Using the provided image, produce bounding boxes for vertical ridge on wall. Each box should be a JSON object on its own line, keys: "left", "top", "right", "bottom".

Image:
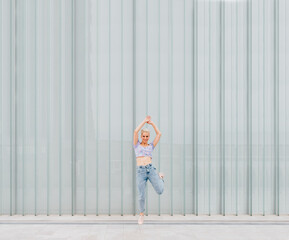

{"left": 132, "top": 0, "right": 136, "bottom": 216}
{"left": 262, "top": 0, "right": 266, "bottom": 216}
{"left": 192, "top": 0, "right": 198, "bottom": 216}
{"left": 221, "top": 2, "right": 226, "bottom": 215}
{"left": 158, "top": 0, "right": 161, "bottom": 216}
{"left": 47, "top": 0, "right": 53, "bottom": 216}
{"left": 169, "top": 0, "right": 174, "bottom": 216}
{"left": 121, "top": 0, "right": 124, "bottom": 217}
{"left": 220, "top": 0, "right": 225, "bottom": 216}
{"left": 59, "top": 0, "right": 65, "bottom": 216}
{"left": 145, "top": 0, "right": 148, "bottom": 216}
{"left": 108, "top": 0, "right": 111, "bottom": 216}
{"left": 183, "top": 0, "right": 186, "bottom": 216}
{"left": 22, "top": 0, "right": 27, "bottom": 216}
{"left": 195, "top": 0, "right": 198, "bottom": 217}
{"left": 285, "top": 0, "right": 288, "bottom": 215}
{"left": 274, "top": 0, "right": 279, "bottom": 216}
{"left": 0, "top": 0, "right": 2, "bottom": 217}
{"left": 14, "top": 0, "right": 18, "bottom": 215}
{"left": 34, "top": 0, "right": 38, "bottom": 216}
{"left": 191, "top": 0, "right": 195, "bottom": 215}
{"left": 145, "top": 0, "right": 148, "bottom": 122}
{"left": 230, "top": 2, "right": 233, "bottom": 216}
{"left": 71, "top": 0, "right": 75, "bottom": 216}
{"left": 167, "top": 0, "right": 170, "bottom": 215}
{"left": 10, "top": 0, "right": 14, "bottom": 216}
{"left": 258, "top": 0, "right": 260, "bottom": 216}
{"left": 58, "top": 0, "right": 61, "bottom": 216}
{"left": 84, "top": 0, "right": 88, "bottom": 216}
{"left": 223, "top": 0, "right": 226, "bottom": 216}
{"left": 208, "top": 0, "right": 211, "bottom": 217}
{"left": 236, "top": 1, "right": 239, "bottom": 216}
{"left": 47, "top": 0, "right": 50, "bottom": 215}
{"left": 0, "top": 0, "right": 2, "bottom": 216}
{"left": 247, "top": 0, "right": 252, "bottom": 216}
{"left": 204, "top": 0, "right": 206, "bottom": 217}
{"left": 95, "top": 0, "right": 99, "bottom": 216}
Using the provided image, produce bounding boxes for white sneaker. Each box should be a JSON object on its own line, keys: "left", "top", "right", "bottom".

{"left": 138, "top": 214, "right": 144, "bottom": 225}
{"left": 158, "top": 172, "right": 164, "bottom": 179}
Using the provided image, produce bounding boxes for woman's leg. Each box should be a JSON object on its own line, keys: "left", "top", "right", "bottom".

{"left": 148, "top": 167, "right": 164, "bottom": 195}
{"left": 136, "top": 170, "right": 147, "bottom": 214}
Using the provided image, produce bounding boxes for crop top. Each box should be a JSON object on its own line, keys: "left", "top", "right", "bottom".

{"left": 133, "top": 140, "right": 155, "bottom": 159}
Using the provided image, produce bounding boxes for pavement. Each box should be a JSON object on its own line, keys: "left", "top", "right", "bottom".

{"left": 0, "top": 214, "right": 288, "bottom": 240}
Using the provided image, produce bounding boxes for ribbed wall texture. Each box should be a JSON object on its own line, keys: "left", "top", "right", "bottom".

{"left": 0, "top": 0, "right": 288, "bottom": 215}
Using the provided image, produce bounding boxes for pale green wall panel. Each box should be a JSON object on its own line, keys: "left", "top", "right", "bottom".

{"left": 0, "top": 0, "right": 288, "bottom": 216}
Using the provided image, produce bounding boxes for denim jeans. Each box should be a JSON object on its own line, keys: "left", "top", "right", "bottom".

{"left": 136, "top": 163, "right": 164, "bottom": 213}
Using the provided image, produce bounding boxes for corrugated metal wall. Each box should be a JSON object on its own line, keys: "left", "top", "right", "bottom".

{"left": 0, "top": 0, "right": 288, "bottom": 216}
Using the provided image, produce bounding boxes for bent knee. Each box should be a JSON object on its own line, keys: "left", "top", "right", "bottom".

{"left": 156, "top": 188, "right": 164, "bottom": 195}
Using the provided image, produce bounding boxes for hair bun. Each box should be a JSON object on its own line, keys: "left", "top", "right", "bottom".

{"left": 141, "top": 128, "right": 150, "bottom": 134}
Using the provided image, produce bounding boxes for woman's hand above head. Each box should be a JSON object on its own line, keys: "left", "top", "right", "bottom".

{"left": 145, "top": 115, "right": 151, "bottom": 123}
{"left": 147, "top": 120, "right": 153, "bottom": 125}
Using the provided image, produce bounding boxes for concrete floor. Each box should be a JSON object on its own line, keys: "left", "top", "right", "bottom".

{"left": 0, "top": 215, "right": 289, "bottom": 240}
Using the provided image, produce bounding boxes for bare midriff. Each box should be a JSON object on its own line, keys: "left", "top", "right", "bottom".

{"left": 136, "top": 156, "right": 152, "bottom": 166}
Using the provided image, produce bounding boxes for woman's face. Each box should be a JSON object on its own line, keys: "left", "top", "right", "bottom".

{"left": 141, "top": 132, "right": 150, "bottom": 143}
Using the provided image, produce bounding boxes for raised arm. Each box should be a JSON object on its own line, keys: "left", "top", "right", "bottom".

{"left": 148, "top": 120, "right": 162, "bottom": 148}
{"left": 133, "top": 116, "right": 151, "bottom": 145}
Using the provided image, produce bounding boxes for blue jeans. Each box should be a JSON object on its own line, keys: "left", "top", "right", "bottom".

{"left": 136, "top": 163, "right": 164, "bottom": 213}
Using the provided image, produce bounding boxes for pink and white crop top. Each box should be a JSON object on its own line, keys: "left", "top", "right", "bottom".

{"left": 133, "top": 140, "right": 155, "bottom": 159}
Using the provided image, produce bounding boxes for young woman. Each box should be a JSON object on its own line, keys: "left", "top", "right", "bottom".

{"left": 133, "top": 115, "right": 164, "bottom": 224}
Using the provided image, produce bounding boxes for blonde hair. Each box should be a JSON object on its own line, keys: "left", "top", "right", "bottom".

{"left": 141, "top": 128, "right": 150, "bottom": 136}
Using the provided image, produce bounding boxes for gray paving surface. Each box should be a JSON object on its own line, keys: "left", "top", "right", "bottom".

{"left": 0, "top": 215, "right": 289, "bottom": 240}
